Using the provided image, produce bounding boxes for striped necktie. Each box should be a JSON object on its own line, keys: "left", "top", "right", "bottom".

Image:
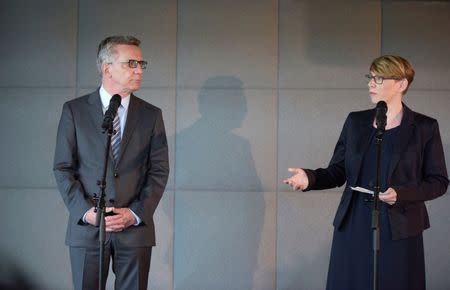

{"left": 111, "top": 112, "right": 121, "bottom": 162}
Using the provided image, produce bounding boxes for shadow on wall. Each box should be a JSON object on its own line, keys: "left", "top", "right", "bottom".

{"left": 0, "top": 251, "right": 41, "bottom": 290}
{"left": 175, "top": 76, "right": 265, "bottom": 289}
{"left": 176, "top": 76, "right": 261, "bottom": 191}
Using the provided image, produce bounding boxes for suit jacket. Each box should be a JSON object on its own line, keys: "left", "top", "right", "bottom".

{"left": 54, "top": 89, "right": 169, "bottom": 247}
{"left": 304, "top": 104, "right": 448, "bottom": 240}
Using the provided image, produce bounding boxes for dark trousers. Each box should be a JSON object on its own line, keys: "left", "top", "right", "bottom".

{"left": 69, "top": 235, "right": 152, "bottom": 290}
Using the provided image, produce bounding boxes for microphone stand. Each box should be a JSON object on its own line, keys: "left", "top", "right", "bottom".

{"left": 372, "top": 128, "right": 384, "bottom": 290}
{"left": 93, "top": 120, "right": 115, "bottom": 290}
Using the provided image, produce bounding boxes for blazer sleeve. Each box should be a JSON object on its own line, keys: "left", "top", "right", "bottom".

{"left": 129, "top": 108, "right": 169, "bottom": 223}
{"left": 53, "top": 102, "right": 93, "bottom": 220}
{"left": 303, "top": 114, "right": 349, "bottom": 191}
{"left": 393, "top": 120, "right": 449, "bottom": 202}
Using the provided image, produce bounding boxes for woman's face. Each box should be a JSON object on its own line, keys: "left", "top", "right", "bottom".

{"left": 367, "top": 72, "right": 404, "bottom": 105}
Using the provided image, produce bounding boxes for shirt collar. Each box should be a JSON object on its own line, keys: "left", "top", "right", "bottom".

{"left": 99, "top": 86, "right": 131, "bottom": 111}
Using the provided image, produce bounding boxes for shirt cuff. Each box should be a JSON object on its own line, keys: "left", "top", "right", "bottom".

{"left": 82, "top": 211, "right": 89, "bottom": 224}
{"left": 129, "top": 209, "right": 141, "bottom": 226}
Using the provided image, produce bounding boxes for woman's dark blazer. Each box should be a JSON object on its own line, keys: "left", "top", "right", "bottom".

{"left": 304, "top": 103, "right": 448, "bottom": 240}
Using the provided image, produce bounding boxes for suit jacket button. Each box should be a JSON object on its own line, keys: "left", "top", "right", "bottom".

{"left": 114, "top": 172, "right": 119, "bottom": 178}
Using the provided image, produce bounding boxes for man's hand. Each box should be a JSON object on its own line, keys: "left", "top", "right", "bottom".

{"left": 105, "top": 208, "right": 136, "bottom": 232}
{"left": 84, "top": 206, "right": 115, "bottom": 226}
{"left": 283, "top": 168, "right": 309, "bottom": 191}
{"left": 84, "top": 207, "right": 98, "bottom": 226}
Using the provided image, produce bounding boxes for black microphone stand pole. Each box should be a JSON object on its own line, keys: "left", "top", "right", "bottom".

{"left": 372, "top": 128, "right": 384, "bottom": 290}
{"left": 93, "top": 121, "right": 115, "bottom": 290}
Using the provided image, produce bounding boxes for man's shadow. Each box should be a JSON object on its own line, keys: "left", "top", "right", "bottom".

{"left": 175, "top": 76, "right": 265, "bottom": 289}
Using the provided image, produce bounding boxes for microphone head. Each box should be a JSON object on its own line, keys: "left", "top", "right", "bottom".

{"left": 102, "top": 94, "right": 122, "bottom": 130}
{"left": 376, "top": 100, "right": 387, "bottom": 111}
{"left": 110, "top": 94, "right": 121, "bottom": 108}
{"left": 375, "top": 101, "right": 387, "bottom": 130}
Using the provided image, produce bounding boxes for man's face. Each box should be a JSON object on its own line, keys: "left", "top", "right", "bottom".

{"left": 105, "top": 44, "right": 144, "bottom": 95}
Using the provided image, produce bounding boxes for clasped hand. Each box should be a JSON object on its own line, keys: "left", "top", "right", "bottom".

{"left": 85, "top": 207, "right": 136, "bottom": 232}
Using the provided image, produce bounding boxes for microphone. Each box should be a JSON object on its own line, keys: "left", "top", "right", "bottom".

{"left": 102, "top": 94, "right": 121, "bottom": 130}
{"left": 375, "top": 101, "right": 387, "bottom": 132}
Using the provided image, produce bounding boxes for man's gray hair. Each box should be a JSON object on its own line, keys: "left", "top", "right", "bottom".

{"left": 96, "top": 35, "right": 141, "bottom": 73}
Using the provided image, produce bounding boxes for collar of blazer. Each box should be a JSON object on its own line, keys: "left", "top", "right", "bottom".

{"left": 348, "top": 102, "right": 415, "bottom": 186}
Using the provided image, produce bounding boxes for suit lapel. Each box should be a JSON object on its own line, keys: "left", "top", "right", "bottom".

{"left": 116, "top": 94, "right": 140, "bottom": 164}
{"left": 86, "top": 90, "right": 108, "bottom": 149}
{"left": 387, "top": 104, "right": 415, "bottom": 180}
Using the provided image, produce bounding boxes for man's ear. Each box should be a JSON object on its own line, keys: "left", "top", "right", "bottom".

{"left": 102, "top": 63, "right": 110, "bottom": 77}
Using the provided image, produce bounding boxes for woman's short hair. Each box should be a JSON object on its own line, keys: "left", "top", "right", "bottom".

{"left": 370, "top": 55, "right": 415, "bottom": 94}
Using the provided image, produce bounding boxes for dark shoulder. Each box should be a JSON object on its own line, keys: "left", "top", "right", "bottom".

{"left": 404, "top": 104, "right": 439, "bottom": 130}
{"left": 411, "top": 110, "right": 438, "bottom": 125}
{"left": 347, "top": 108, "right": 373, "bottom": 120}
{"left": 132, "top": 95, "right": 162, "bottom": 114}
{"left": 344, "top": 108, "right": 374, "bottom": 128}
{"left": 334, "top": 108, "right": 374, "bottom": 136}
{"left": 65, "top": 91, "right": 95, "bottom": 106}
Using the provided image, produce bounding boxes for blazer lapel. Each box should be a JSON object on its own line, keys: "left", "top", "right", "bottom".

{"left": 116, "top": 94, "right": 140, "bottom": 164}
{"left": 387, "top": 104, "right": 415, "bottom": 180}
{"left": 350, "top": 110, "right": 375, "bottom": 185}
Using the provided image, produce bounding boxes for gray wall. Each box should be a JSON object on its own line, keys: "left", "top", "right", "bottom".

{"left": 0, "top": 1, "right": 449, "bottom": 289}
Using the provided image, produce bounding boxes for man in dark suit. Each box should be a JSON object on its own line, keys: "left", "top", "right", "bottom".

{"left": 284, "top": 55, "right": 448, "bottom": 290}
{"left": 54, "top": 35, "right": 169, "bottom": 290}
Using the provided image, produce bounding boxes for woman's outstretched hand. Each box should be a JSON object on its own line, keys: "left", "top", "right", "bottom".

{"left": 284, "top": 168, "right": 309, "bottom": 191}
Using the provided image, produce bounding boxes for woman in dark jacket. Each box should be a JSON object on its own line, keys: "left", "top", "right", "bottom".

{"left": 284, "top": 55, "right": 448, "bottom": 290}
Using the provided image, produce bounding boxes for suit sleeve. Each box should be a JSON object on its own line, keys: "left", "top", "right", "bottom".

{"left": 393, "top": 120, "right": 449, "bottom": 202}
{"left": 129, "top": 109, "right": 169, "bottom": 223}
{"left": 53, "top": 102, "right": 93, "bottom": 221}
{"left": 303, "top": 115, "right": 349, "bottom": 191}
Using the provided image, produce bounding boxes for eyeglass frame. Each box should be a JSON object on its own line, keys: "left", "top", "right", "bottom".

{"left": 108, "top": 59, "right": 148, "bottom": 70}
{"left": 365, "top": 74, "right": 402, "bottom": 85}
